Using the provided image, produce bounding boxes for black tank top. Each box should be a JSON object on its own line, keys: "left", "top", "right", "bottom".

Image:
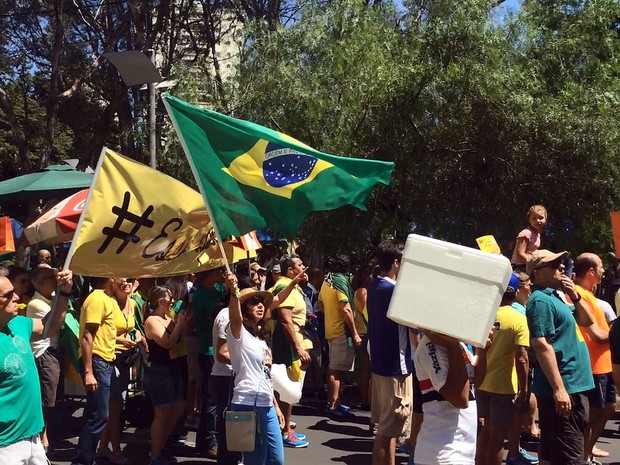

{"left": 146, "top": 316, "right": 174, "bottom": 365}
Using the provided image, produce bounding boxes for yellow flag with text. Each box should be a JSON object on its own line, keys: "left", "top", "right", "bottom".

{"left": 67, "top": 148, "right": 227, "bottom": 277}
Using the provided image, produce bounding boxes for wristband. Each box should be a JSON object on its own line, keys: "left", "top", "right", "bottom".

{"left": 233, "top": 288, "right": 241, "bottom": 298}
{"left": 572, "top": 293, "right": 582, "bottom": 303}
{"left": 60, "top": 290, "right": 72, "bottom": 298}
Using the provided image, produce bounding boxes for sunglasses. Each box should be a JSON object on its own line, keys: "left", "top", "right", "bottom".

{"left": 539, "top": 258, "right": 564, "bottom": 270}
{"left": 1, "top": 289, "right": 15, "bottom": 300}
{"left": 247, "top": 296, "right": 264, "bottom": 306}
{"left": 117, "top": 278, "right": 136, "bottom": 284}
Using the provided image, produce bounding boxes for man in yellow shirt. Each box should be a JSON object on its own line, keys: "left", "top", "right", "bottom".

{"left": 72, "top": 277, "right": 117, "bottom": 465}
{"left": 319, "top": 254, "right": 361, "bottom": 420}
{"left": 271, "top": 254, "right": 312, "bottom": 448}
{"left": 475, "top": 274, "right": 534, "bottom": 465}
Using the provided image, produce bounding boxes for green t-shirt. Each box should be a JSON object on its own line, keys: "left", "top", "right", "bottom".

{"left": 0, "top": 316, "right": 44, "bottom": 446}
{"left": 192, "top": 283, "right": 225, "bottom": 356}
{"left": 526, "top": 286, "right": 594, "bottom": 396}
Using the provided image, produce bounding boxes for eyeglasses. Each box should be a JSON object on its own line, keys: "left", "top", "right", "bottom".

{"left": 247, "top": 296, "right": 264, "bottom": 306}
{"left": 0, "top": 289, "right": 15, "bottom": 300}
{"left": 539, "top": 258, "right": 564, "bottom": 270}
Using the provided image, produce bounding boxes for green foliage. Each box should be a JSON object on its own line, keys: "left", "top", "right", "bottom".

{"left": 3, "top": 0, "right": 620, "bottom": 260}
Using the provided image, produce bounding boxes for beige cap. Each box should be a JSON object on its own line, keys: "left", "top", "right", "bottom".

{"left": 250, "top": 262, "right": 266, "bottom": 272}
{"left": 526, "top": 249, "right": 569, "bottom": 275}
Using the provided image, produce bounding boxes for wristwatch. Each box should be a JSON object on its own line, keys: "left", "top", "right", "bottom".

{"left": 572, "top": 293, "right": 582, "bottom": 303}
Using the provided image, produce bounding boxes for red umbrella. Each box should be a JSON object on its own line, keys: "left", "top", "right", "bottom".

{"left": 24, "top": 189, "right": 88, "bottom": 245}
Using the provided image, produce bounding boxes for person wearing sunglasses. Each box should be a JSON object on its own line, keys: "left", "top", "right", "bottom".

{"left": 0, "top": 269, "right": 73, "bottom": 465}
{"left": 225, "top": 273, "right": 285, "bottom": 465}
{"left": 525, "top": 250, "right": 596, "bottom": 465}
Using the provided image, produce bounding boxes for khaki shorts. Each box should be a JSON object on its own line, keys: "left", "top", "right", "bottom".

{"left": 371, "top": 373, "right": 412, "bottom": 439}
{"left": 328, "top": 336, "right": 355, "bottom": 372}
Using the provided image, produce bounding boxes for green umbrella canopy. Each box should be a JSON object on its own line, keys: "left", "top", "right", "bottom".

{"left": 0, "top": 165, "right": 93, "bottom": 202}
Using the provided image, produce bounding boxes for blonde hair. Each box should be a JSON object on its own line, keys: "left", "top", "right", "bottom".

{"left": 527, "top": 204, "right": 547, "bottom": 220}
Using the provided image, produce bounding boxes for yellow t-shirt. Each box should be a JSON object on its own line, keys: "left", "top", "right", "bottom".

{"left": 112, "top": 299, "right": 136, "bottom": 351}
{"left": 479, "top": 305, "right": 530, "bottom": 395}
{"left": 273, "top": 277, "right": 312, "bottom": 350}
{"left": 353, "top": 291, "right": 368, "bottom": 336}
{"left": 319, "top": 282, "right": 349, "bottom": 340}
{"left": 79, "top": 289, "right": 117, "bottom": 362}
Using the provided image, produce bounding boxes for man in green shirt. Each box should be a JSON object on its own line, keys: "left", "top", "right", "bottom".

{"left": 192, "top": 268, "right": 224, "bottom": 458}
{"left": 0, "top": 271, "right": 73, "bottom": 464}
{"left": 526, "top": 250, "right": 595, "bottom": 465}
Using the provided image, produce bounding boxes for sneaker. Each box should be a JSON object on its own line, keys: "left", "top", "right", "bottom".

{"left": 519, "top": 447, "right": 539, "bottom": 464}
{"left": 96, "top": 448, "right": 114, "bottom": 460}
{"left": 328, "top": 405, "right": 355, "bottom": 421}
{"left": 109, "top": 453, "right": 132, "bottom": 465}
{"left": 289, "top": 421, "right": 297, "bottom": 429}
{"left": 205, "top": 446, "right": 218, "bottom": 460}
{"left": 506, "top": 451, "right": 539, "bottom": 465}
{"left": 159, "top": 448, "right": 178, "bottom": 464}
{"left": 149, "top": 458, "right": 171, "bottom": 465}
{"left": 290, "top": 430, "right": 306, "bottom": 440}
{"left": 397, "top": 442, "right": 413, "bottom": 456}
{"left": 282, "top": 432, "right": 309, "bottom": 448}
{"left": 588, "top": 459, "right": 603, "bottom": 465}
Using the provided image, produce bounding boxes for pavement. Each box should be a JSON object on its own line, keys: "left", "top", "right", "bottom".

{"left": 47, "top": 397, "right": 620, "bottom": 465}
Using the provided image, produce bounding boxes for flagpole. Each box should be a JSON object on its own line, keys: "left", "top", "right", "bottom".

{"left": 43, "top": 147, "right": 104, "bottom": 339}
{"left": 162, "top": 94, "right": 233, "bottom": 275}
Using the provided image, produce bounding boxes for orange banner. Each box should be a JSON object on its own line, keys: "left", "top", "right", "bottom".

{"left": 611, "top": 211, "right": 620, "bottom": 257}
{"left": 0, "top": 216, "right": 15, "bottom": 253}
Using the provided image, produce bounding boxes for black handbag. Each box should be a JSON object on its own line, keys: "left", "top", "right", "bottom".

{"left": 115, "top": 346, "right": 141, "bottom": 367}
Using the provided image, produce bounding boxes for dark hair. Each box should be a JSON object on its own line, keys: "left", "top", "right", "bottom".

{"left": 376, "top": 240, "right": 404, "bottom": 272}
{"left": 147, "top": 286, "right": 171, "bottom": 311}
{"left": 241, "top": 296, "right": 269, "bottom": 339}
{"left": 328, "top": 254, "right": 350, "bottom": 274}
{"left": 165, "top": 276, "right": 187, "bottom": 302}
{"left": 8, "top": 266, "right": 28, "bottom": 282}
{"left": 279, "top": 254, "right": 300, "bottom": 274}
{"left": 351, "top": 264, "right": 372, "bottom": 291}
{"left": 573, "top": 254, "right": 598, "bottom": 278}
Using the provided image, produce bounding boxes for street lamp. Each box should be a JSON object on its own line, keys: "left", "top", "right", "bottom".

{"left": 102, "top": 50, "right": 162, "bottom": 169}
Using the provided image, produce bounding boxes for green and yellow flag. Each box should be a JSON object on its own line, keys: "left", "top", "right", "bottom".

{"left": 163, "top": 94, "right": 395, "bottom": 238}
{"left": 66, "top": 148, "right": 228, "bottom": 277}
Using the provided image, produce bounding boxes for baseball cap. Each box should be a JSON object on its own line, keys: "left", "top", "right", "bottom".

{"left": 506, "top": 273, "right": 519, "bottom": 293}
{"left": 272, "top": 263, "right": 281, "bottom": 274}
{"left": 250, "top": 262, "right": 266, "bottom": 272}
{"left": 525, "top": 250, "right": 569, "bottom": 275}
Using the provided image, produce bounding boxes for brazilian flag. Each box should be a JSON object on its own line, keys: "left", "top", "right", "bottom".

{"left": 163, "top": 94, "right": 395, "bottom": 238}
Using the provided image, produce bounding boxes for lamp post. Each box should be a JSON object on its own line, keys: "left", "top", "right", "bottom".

{"left": 102, "top": 51, "right": 162, "bottom": 168}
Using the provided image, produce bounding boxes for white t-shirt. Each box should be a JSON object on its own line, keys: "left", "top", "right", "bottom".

{"left": 227, "top": 324, "right": 273, "bottom": 407}
{"left": 212, "top": 308, "right": 233, "bottom": 377}
{"left": 26, "top": 292, "right": 56, "bottom": 358}
{"left": 598, "top": 298, "right": 616, "bottom": 324}
{"left": 414, "top": 336, "right": 477, "bottom": 465}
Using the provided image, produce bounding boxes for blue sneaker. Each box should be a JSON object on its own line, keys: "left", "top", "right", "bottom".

{"left": 505, "top": 449, "right": 539, "bottom": 465}
{"left": 282, "top": 432, "right": 309, "bottom": 448}
{"left": 290, "top": 430, "right": 306, "bottom": 440}
{"left": 328, "top": 404, "right": 355, "bottom": 421}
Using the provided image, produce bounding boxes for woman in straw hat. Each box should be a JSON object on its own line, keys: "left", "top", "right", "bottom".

{"left": 224, "top": 272, "right": 285, "bottom": 465}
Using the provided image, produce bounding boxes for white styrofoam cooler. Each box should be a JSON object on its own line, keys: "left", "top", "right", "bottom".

{"left": 387, "top": 234, "right": 513, "bottom": 348}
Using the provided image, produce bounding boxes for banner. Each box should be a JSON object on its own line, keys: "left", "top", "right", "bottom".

{"left": 162, "top": 93, "right": 394, "bottom": 238}
{"left": 0, "top": 216, "right": 15, "bottom": 253}
{"left": 611, "top": 211, "right": 620, "bottom": 257}
{"left": 66, "top": 148, "right": 227, "bottom": 277}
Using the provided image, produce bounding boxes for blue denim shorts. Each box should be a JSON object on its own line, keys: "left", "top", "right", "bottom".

{"left": 144, "top": 363, "right": 184, "bottom": 406}
{"left": 110, "top": 360, "right": 131, "bottom": 402}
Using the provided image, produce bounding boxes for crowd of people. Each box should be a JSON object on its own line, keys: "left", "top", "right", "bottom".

{"left": 1, "top": 203, "right": 620, "bottom": 465}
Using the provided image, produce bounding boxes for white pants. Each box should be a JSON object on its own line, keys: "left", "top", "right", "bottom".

{"left": 0, "top": 435, "right": 49, "bottom": 465}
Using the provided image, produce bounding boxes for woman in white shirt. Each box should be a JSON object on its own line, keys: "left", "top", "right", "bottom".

{"left": 225, "top": 273, "right": 284, "bottom": 465}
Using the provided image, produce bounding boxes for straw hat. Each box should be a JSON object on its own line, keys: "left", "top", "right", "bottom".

{"left": 237, "top": 287, "right": 273, "bottom": 308}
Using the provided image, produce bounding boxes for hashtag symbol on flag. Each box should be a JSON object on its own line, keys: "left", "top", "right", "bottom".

{"left": 98, "top": 191, "right": 155, "bottom": 254}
